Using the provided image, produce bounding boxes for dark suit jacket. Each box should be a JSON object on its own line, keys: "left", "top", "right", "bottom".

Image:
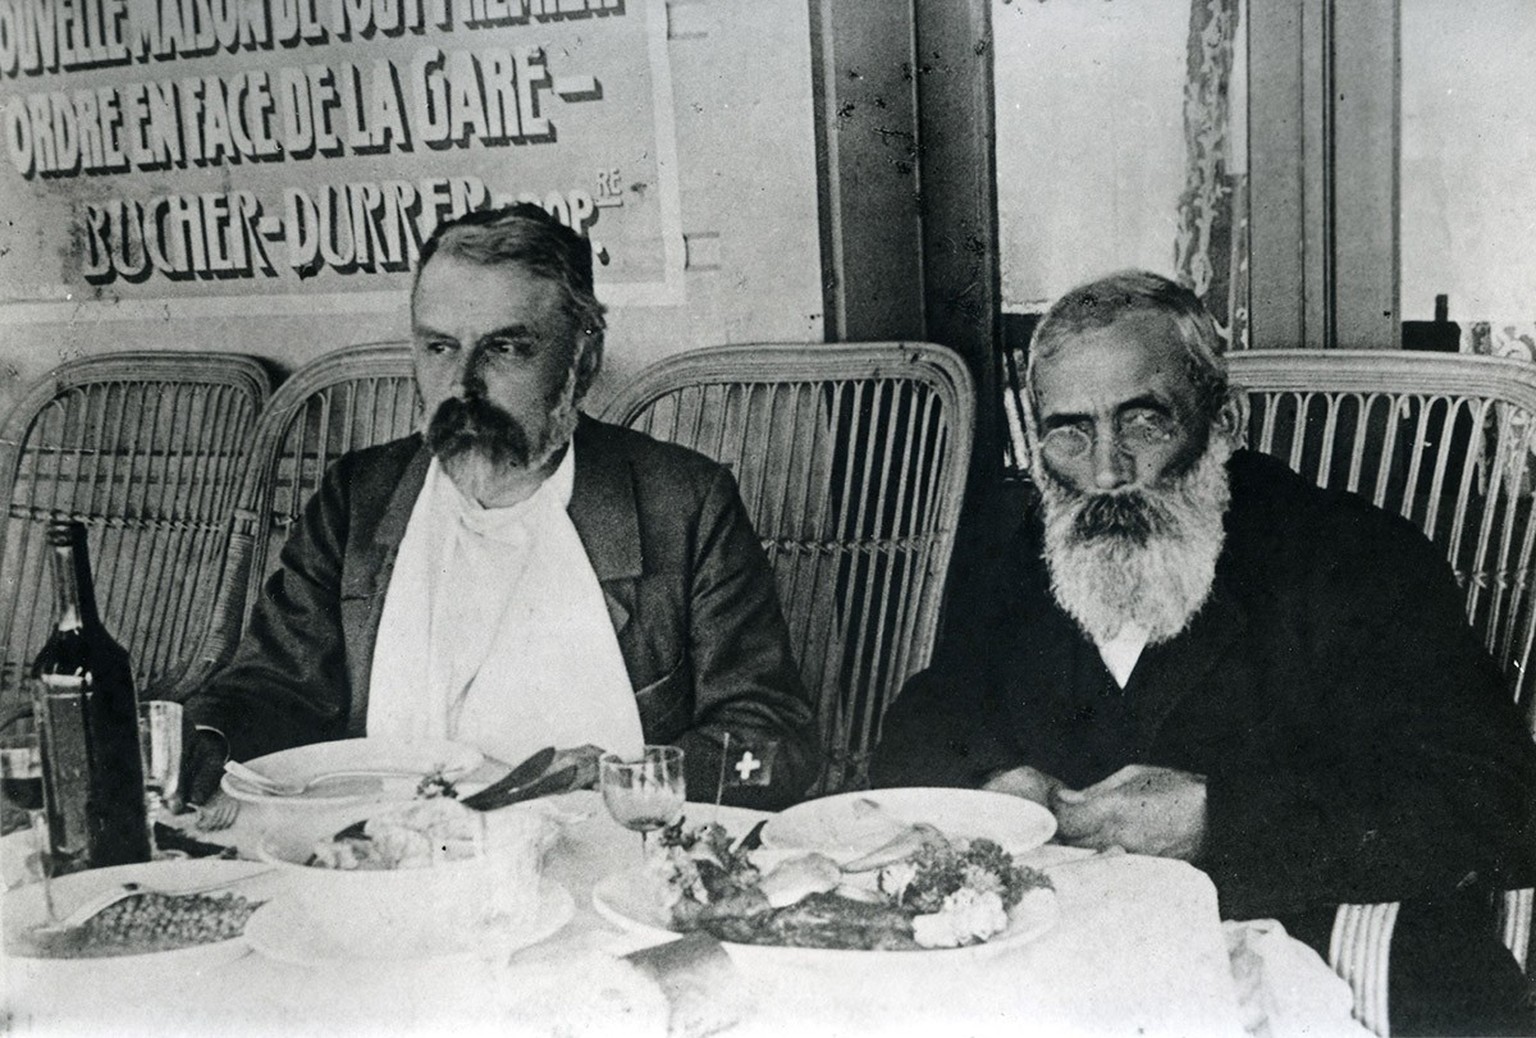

{"left": 873, "top": 450, "right": 1536, "bottom": 921}
{"left": 187, "top": 416, "right": 818, "bottom": 809}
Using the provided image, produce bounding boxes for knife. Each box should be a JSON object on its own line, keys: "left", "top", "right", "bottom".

{"left": 460, "top": 763, "right": 577, "bottom": 812}
{"left": 455, "top": 746, "right": 557, "bottom": 809}
{"left": 329, "top": 746, "right": 559, "bottom": 841}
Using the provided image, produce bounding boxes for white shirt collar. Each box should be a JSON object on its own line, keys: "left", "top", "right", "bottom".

{"left": 1095, "top": 624, "right": 1149, "bottom": 689}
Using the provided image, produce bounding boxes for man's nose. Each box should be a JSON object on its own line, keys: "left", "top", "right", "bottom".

{"left": 1091, "top": 429, "right": 1135, "bottom": 490}
{"left": 447, "top": 349, "right": 484, "bottom": 398}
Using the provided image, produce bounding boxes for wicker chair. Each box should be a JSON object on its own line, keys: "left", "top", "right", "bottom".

{"left": 0, "top": 352, "right": 270, "bottom": 720}
{"left": 602, "top": 343, "right": 976, "bottom": 794}
{"left": 176, "top": 343, "right": 416, "bottom": 682}
{"left": 1227, "top": 349, "right": 1536, "bottom": 1035}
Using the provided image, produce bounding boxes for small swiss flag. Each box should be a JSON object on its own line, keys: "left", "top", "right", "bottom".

{"left": 716, "top": 732, "right": 779, "bottom": 791}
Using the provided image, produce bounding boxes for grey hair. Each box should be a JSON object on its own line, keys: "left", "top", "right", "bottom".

{"left": 413, "top": 203, "right": 606, "bottom": 340}
{"left": 1026, "top": 270, "right": 1229, "bottom": 425}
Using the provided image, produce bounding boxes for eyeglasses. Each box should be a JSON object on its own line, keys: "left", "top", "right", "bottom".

{"left": 1039, "top": 409, "right": 1181, "bottom": 460}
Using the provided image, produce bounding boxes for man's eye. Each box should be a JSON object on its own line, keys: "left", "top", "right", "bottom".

{"left": 1121, "top": 411, "right": 1176, "bottom": 442}
{"left": 422, "top": 339, "right": 456, "bottom": 355}
{"left": 1042, "top": 424, "right": 1093, "bottom": 457}
{"left": 485, "top": 339, "right": 535, "bottom": 357}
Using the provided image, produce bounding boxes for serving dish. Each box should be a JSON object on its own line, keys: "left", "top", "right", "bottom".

{"left": 256, "top": 799, "right": 554, "bottom": 949}
{"left": 3, "top": 858, "right": 281, "bottom": 972}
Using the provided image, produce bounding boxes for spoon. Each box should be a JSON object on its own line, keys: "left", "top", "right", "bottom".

{"left": 223, "top": 760, "right": 461, "bottom": 797}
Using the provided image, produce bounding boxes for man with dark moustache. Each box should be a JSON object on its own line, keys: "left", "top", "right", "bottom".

{"left": 873, "top": 271, "right": 1536, "bottom": 1034}
{"left": 183, "top": 203, "right": 817, "bottom": 809}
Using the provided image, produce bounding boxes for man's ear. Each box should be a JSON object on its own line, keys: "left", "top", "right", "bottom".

{"left": 574, "top": 332, "right": 604, "bottom": 400}
{"left": 1211, "top": 387, "right": 1248, "bottom": 447}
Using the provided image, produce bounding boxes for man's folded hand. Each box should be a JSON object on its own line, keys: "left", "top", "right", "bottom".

{"left": 1051, "top": 764, "right": 1208, "bottom": 862}
{"left": 981, "top": 764, "right": 1064, "bottom": 806}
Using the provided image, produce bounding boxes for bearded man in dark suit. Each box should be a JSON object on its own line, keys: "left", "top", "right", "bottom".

{"left": 184, "top": 204, "right": 817, "bottom": 810}
{"left": 874, "top": 270, "right": 1536, "bottom": 1034}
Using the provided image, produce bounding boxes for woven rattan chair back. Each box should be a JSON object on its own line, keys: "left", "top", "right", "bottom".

{"left": 603, "top": 343, "right": 975, "bottom": 794}
{"left": 180, "top": 344, "right": 416, "bottom": 681}
{"left": 1227, "top": 350, "right": 1536, "bottom": 1005}
{"left": 0, "top": 353, "right": 270, "bottom": 720}
{"left": 1228, "top": 350, "right": 1536, "bottom": 726}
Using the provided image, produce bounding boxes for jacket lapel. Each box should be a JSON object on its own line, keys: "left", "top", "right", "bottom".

{"left": 567, "top": 419, "right": 643, "bottom": 639}
{"left": 343, "top": 442, "right": 432, "bottom": 600}
{"left": 1126, "top": 575, "right": 1249, "bottom": 752}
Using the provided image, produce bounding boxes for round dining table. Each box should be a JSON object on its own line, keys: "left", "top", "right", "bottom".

{"left": 2, "top": 790, "right": 1365, "bottom": 1037}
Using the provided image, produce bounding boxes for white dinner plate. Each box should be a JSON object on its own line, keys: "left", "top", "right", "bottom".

{"left": 591, "top": 858, "right": 1057, "bottom": 970}
{"left": 245, "top": 878, "right": 573, "bottom": 964}
{"left": 761, "top": 787, "right": 1057, "bottom": 859}
{"left": 221, "top": 738, "right": 484, "bottom": 807}
{"left": 3, "top": 858, "right": 281, "bottom": 972}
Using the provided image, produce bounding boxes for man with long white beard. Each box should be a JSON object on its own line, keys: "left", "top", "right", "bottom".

{"left": 183, "top": 204, "right": 817, "bottom": 810}
{"left": 873, "top": 271, "right": 1536, "bottom": 1033}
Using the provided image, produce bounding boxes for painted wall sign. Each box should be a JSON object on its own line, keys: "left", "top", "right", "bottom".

{"left": 0, "top": 0, "right": 684, "bottom": 309}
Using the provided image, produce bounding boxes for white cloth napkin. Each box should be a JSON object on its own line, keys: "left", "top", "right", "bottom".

{"left": 1224, "top": 919, "right": 1374, "bottom": 1038}
{"left": 368, "top": 451, "right": 643, "bottom": 765}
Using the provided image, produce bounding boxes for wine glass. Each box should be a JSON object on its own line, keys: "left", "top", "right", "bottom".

{"left": 1, "top": 719, "right": 59, "bottom": 921}
{"left": 599, "top": 746, "right": 685, "bottom": 856}
{"left": 137, "top": 700, "right": 184, "bottom": 858}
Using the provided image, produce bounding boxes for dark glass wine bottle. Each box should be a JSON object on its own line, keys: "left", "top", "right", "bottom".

{"left": 32, "top": 520, "right": 151, "bottom": 870}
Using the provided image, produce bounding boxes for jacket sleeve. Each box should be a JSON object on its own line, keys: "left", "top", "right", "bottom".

{"left": 669, "top": 466, "right": 820, "bottom": 811}
{"left": 870, "top": 665, "right": 1019, "bottom": 789}
{"left": 183, "top": 459, "right": 354, "bottom": 762}
{"left": 1201, "top": 522, "right": 1536, "bottom": 919}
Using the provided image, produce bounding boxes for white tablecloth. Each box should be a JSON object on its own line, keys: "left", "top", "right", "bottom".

{"left": 2, "top": 792, "right": 1366, "bottom": 1038}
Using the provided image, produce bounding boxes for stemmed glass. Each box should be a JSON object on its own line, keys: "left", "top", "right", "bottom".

{"left": 137, "top": 699, "right": 184, "bottom": 858}
{"left": 1, "top": 717, "right": 59, "bottom": 921}
{"left": 599, "top": 746, "right": 686, "bottom": 857}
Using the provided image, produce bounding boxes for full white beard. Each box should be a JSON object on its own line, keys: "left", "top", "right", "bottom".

{"left": 1035, "top": 440, "right": 1232, "bottom": 645}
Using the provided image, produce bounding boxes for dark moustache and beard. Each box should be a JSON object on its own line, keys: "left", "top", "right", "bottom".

{"left": 1035, "top": 436, "right": 1232, "bottom": 645}
{"left": 424, "top": 365, "right": 581, "bottom": 496}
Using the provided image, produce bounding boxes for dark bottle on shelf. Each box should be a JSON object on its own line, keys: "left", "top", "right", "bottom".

{"left": 32, "top": 520, "right": 151, "bottom": 871}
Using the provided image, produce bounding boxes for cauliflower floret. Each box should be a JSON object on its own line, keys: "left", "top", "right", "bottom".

{"left": 961, "top": 862, "right": 1005, "bottom": 897}
{"left": 911, "top": 888, "right": 1008, "bottom": 949}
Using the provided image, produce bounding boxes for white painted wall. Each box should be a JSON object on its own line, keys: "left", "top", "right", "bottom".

{"left": 1400, "top": 0, "right": 1536, "bottom": 323}
{"left": 993, "top": 0, "right": 1190, "bottom": 313}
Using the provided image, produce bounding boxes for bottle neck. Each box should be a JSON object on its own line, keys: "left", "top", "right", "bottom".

{"left": 50, "top": 543, "right": 84, "bottom": 632}
{"left": 47, "top": 528, "right": 100, "bottom": 633}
